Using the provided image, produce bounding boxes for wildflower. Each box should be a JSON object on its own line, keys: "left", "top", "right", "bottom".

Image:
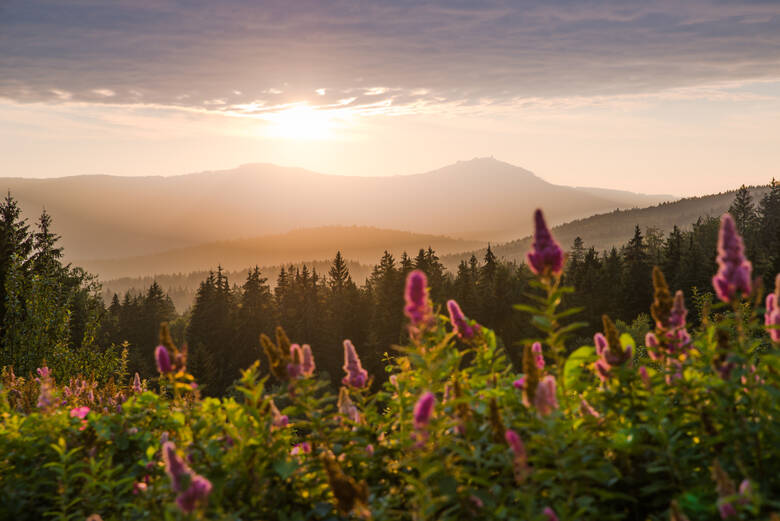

{"left": 534, "top": 376, "right": 558, "bottom": 416}
{"left": 270, "top": 400, "right": 289, "bottom": 428}
{"left": 162, "top": 442, "right": 189, "bottom": 492}
{"left": 469, "top": 495, "right": 484, "bottom": 509}
{"left": 133, "top": 482, "right": 147, "bottom": 495}
{"left": 527, "top": 209, "right": 564, "bottom": 277}
{"left": 579, "top": 398, "right": 600, "bottom": 419}
{"left": 162, "top": 441, "right": 212, "bottom": 513}
{"left": 365, "top": 444, "right": 374, "bottom": 455}
{"left": 413, "top": 391, "right": 436, "bottom": 429}
{"left": 532, "top": 341, "right": 545, "bottom": 370}
{"left": 290, "top": 442, "right": 311, "bottom": 456}
{"left": 70, "top": 406, "right": 90, "bottom": 419}
{"left": 543, "top": 507, "right": 560, "bottom": 521}
{"left": 765, "top": 274, "right": 780, "bottom": 342}
{"left": 301, "top": 344, "right": 316, "bottom": 376}
{"left": 513, "top": 377, "right": 525, "bottom": 389}
{"left": 155, "top": 345, "right": 172, "bottom": 374}
{"left": 645, "top": 332, "right": 659, "bottom": 352}
{"left": 505, "top": 429, "right": 526, "bottom": 460}
{"left": 712, "top": 214, "right": 752, "bottom": 303}
{"left": 132, "top": 372, "right": 142, "bottom": 393}
{"left": 447, "top": 299, "right": 479, "bottom": 340}
{"left": 176, "top": 475, "right": 212, "bottom": 514}
{"left": 287, "top": 344, "right": 304, "bottom": 379}
{"left": 717, "top": 501, "right": 737, "bottom": 519}
{"left": 404, "top": 270, "right": 434, "bottom": 332}
{"left": 594, "top": 333, "right": 608, "bottom": 356}
{"left": 593, "top": 316, "right": 632, "bottom": 382}
{"left": 639, "top": 366, "right": 651, "bottom": 389}
{"left": 505, "top": 428, "right": 531, "bottom": 482}
{"left": 342, "top": 340, "right": 369, "bottom": 388}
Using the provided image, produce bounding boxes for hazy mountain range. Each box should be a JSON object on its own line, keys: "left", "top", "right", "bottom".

{"left": 99, "top": 184, "right": 763, "bottom": 312}
{"left": 2, "top": 158, "right": 674, "bottom": 265}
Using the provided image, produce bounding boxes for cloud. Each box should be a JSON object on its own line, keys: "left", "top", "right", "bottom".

{"left": 1, "top": 0, "right": 779, "bottom": 117}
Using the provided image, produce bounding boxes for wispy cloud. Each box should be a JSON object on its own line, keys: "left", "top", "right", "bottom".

{"left": 1, "top": 0, "right": 779, "bottom": 117}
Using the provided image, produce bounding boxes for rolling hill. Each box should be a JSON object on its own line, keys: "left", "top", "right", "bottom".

{"left": 443, "top": 185, "right": 771, "bottom": 266}
{"left": 2, "top": 157, "right": 674, "bottom": 261}
{"left": 81, "top": 226, "right": 485, "bottom": 280}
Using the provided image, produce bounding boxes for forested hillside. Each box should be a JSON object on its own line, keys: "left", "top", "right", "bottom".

{"left": 93, "top": 183, "right": 780, "bottom": 396}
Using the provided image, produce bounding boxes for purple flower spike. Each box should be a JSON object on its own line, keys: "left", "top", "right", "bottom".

{"left": 543, "top": 507, "right": 560, "bottom": 521}
{"left": 594, "top": 333, "right": 608, "bottom": 356}
{"left": 447, "top": 299, "right": 479, "bottom": 340}
{"left": 342, "top": 340, "right": 369, "bottom": 388}
{"left": 717, "top": 501, "right": 737, "bottom": 519}
{"left": 132, "top": 372, "right": 142, "bottom": 393}
{"left": 301, "top": 344, "right": 315, "bottom": 376}
{"left": 765, "top": 274, "right": 780, "bottom": 342}
{"left": 532, "top": 341, "right": 545, "bottom": 370}
{"left": 413, "top": 391, "right": 436, "bottom": 429}
{"left": 533, "top": 376, "right": 558, "bottom": 416}
{"left": 176, "top": 475, "right": 212, "bottom": 514}
{"left": 287, "top": 344, "right": 303, "bottom": 379}
{"left": 155, "top": 345, "right": 172, "bottom": 374}
{"left": 712, "top": 214, "right": 753, "bottom": 303}
{"left": 669, "top": 291, "right": 688, "bottom": 328}
{"left": 404, "top": 270, "right": 434, "bottom": 330}
{"left": 162, "top": 442, "right": 189, "bottom": 492}
{"left": 505, "top": 429, "right": 526, "bottom": 459}
{"left": 527, "top": 209, "right": 564, "bottom": 277}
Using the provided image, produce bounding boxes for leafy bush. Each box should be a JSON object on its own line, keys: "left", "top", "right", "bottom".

{"left": 0, "top": 210, "right": 778, "bottom": 520}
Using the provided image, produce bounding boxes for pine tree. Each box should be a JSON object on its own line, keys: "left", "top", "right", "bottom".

{"left": 0, "top": 193, "right": 33, "bottom": 337}
{"left": 235, "top": 267, "right": 275, "bottom": 374}
{"left": 621, "top": 225, "right": 652, "bottom": 321}
{"left": 729, "top": 185, "right": 757, "bottom": 236}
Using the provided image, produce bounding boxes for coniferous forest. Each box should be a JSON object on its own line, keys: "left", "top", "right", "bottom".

{"left": 1, "top": 183, "right": 779, "bottom": 520}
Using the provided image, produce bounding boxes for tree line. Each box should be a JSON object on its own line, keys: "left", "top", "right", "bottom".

{"left": 2, "top": 182, "right": 778, "bottom": 395}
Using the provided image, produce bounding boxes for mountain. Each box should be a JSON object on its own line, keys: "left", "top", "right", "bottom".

{"left": 79, "top": 226, "right": 485, "bottom": 280}
{"left": 443, "top": 185, "right": 770, "bottom": 266}
{"left": 1, "top": 158, "right": 674, "bottom": 261}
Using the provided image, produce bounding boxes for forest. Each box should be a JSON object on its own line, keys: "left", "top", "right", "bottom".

{"left": 0, "top": 184, "right": 778, "bottom": 519}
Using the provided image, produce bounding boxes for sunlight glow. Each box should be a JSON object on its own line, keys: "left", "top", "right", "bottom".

{"left": 263, "top": 105, "right": 339, "bottom": 140}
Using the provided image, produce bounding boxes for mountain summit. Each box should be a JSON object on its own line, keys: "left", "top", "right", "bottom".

{"left": 2, "top": 158, "right": 674, "bottom": 261}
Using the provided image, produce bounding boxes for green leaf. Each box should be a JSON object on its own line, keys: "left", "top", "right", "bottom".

{"left": 273, "top": 458, "right": 298, "bottom": 479}
{"left": 564, "top": 345, "right": 596, "bottom": 390}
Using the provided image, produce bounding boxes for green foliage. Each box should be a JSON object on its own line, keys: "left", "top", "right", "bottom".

{"left": 1, "top": 260, "right": 779, "bottom": 520}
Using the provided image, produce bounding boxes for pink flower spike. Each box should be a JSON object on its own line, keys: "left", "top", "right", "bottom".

{"left": 341, "top": 340, "right": 369, "bottom": 388}
{"left": 504, "top": 429, "right": 526, "bottom": 460}
{"left": 527, "top": 209, "right": 564, "bottom": 277}
{"left": 301, "top": 344, "right": 315, "bottom": 376}
{"left": 447, "top": 299, "right": 479, "bottom": 340}
{"left": 712, "top": 213, "right": 752, "bottom": 303}
{"left": 543, "top": 507, "right": 560, "bottom": 521}
{"left": 155, "top": 345, "right": 172, "bottom": 374}
{"left": 533, "top": 376, "right": 558, "bottom": 416}
{"left": 413, "top": 391, "right": 436, "bottom": 429}
{"left": 404, "top": 270, "right": 434, "bottom": 330}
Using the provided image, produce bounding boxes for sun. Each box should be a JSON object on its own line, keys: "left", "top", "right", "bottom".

{"left": 264, "top": 105, "right": 337, "bottom": 140}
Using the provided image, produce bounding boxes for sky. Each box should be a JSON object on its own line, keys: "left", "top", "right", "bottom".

{"left": 1, "top": 0, "right": 779, "bottom": 196}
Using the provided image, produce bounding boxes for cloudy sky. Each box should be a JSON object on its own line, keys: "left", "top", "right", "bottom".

{"left": 1, "top": 0, "right": 779, "bottom": 195}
